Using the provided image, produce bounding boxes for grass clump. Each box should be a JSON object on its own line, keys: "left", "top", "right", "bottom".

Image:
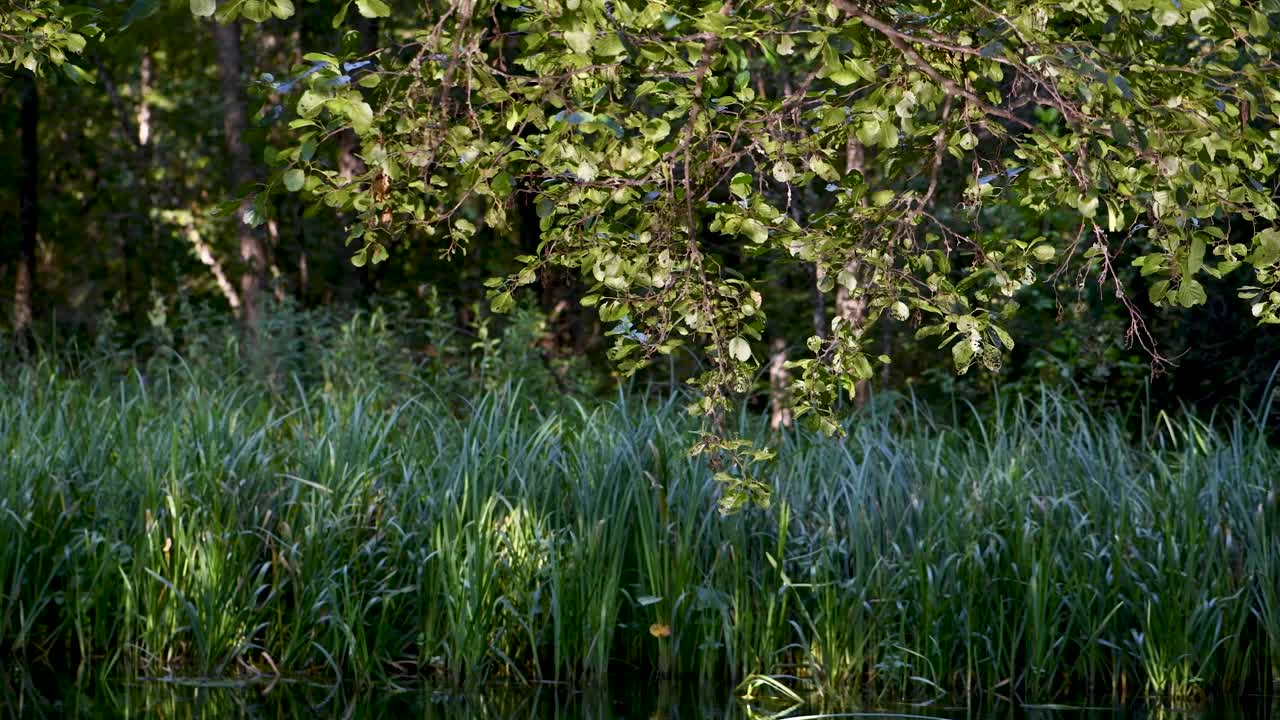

{"left": 0, "top": 354, "right": 1278, "bottom": 703}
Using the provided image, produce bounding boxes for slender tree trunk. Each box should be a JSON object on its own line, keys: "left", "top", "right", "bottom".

{"left": 138, "top": 53, "right": 153, "bottom": 148}
{"left": 99, "top": 48, "right": 154, "bottom": 332}
{"left": 13, "top": 72, "right": 38, "bottom": 350}
{"left": 768, "top": 337, "right": 793, "bottom": 430}
{"left": 839, "top": 137, "right": 870, "bottom": 406}
{"left": 213, "top": 20, "right": 268, "bottom": 342}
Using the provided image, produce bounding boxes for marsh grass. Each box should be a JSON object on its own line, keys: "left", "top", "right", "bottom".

{"left": 1, "top": 358, "right": 1278, "bottom": 703}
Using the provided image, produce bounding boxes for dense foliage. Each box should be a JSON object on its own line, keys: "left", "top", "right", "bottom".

{"left": 6, "top": 1, "right": 1280, "bottom": 504}
{"left": 258, "top": 0, "right": 1280, "bottom": 494}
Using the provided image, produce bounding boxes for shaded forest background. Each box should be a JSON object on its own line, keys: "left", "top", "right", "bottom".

{"left": 3, "top": 3, "right": 1278, "bottom": 413}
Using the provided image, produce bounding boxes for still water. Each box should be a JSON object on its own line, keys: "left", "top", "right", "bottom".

{"left": 1, "top": 672, "right": 1275, "bottom": 720}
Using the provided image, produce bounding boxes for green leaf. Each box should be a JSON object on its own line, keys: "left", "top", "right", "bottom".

{"left": 992, "top": 325, "right": 1015, "bottom": 350}
{"left": 283, "top": 169, "right": 306, "bottom": 192}
{"left": 850, "top": 353, "right": 873, "bottom": 380}
{"left": 641, "top": 117, "right": 670, "bottom": 141}
{"left": 491, "top": 172, "right": 513, "bottom": 198}
{"left": 240, "top": 0, "right": 273, "bottom": 22}
{"left": 564, "top": 30, "right": 594, "bottom": 55}
{"left": 740, "top": 218, "right": 768, "bottom": 244}
{"left": 808, "top": 156, "right": 839, "bottom": 182}
{"left": 1148, "top": 279, "right": 1170, "bottom": 304}
{"left": 1187, "top": 235, "right": 1206, "bottom": 276}
{"left": 61, "top": 64, "right": 93, "bottom": 85}
{"left": 345, "top": 99, "right": 374, "bottom": 134}
{"left": 1107, "top": 199, "right": 1124, "bottom": 232}
{"left": 491, "top": 291, "right": 514, "bottom": 313}
{"left": 1032, "top": 245, "right": 1056, "bottom": 262}
{"left": 355, "top": 0, "right": 390, "bottom": 18}
{"left": 952, "top": 339, "right": 976, "bottom": 373}
{"left": 770, "top": 160, "right": 795, "bottom": 183}
{"left": 122, "top": 0, "right": 162, "bottom": 27}
{"left": 729, "top": 172, "right": 752, "bottom": 199}
{"left": 596, "top": 33, "right": 626, "bottom": 57}
{"left": 303, "top": 52, "right": 339, "bottom": 67}
{"left": 1250, "top": 229, "right": 1280, "bottom": 268}
{"left": 916, "top": 324, "right": 946, "bottom": 340}
{"left": 331, "top": 0, "right": 349, "bottom": 27}
{"left": 1177, "top": 278, "right": 1207, "bottom": 307}
{"left": 848, "top": 57, "right": 877, "bottom": 82}
{"left": 1077, "top": 195, "right": 1099, "bottom": 219}
{"left": 857, "top": 118, "right": 882, "bottom": 147}
{"left": 191, "top": 0, "right": 216, "bottom": 16}
{"left": 1249, "top": 9, "right": 1270, "bottom": 36}
{"left": 297, "top": 90, "right": 327, "bottom": 118}
{"left": 728, "top": 336, "right": 752, "bottom": 362}
{"left": 828, "top": 67, "right": 860, "bottom": 86}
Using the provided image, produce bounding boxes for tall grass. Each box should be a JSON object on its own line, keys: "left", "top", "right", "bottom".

{"left": 0, "top": 354, "right": 1278, "bottom": 702}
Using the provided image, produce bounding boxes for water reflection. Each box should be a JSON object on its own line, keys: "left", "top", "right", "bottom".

{"left": 0, "top": 669, "right": 1274, "bottom": 720}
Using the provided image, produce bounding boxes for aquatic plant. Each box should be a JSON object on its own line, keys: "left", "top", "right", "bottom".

{"left": 0, "top": 364, "right": 1277, "bottom": 702}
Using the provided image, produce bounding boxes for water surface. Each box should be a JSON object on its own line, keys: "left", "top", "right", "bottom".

{"left": 1, "top": 671, "right": 1274, "bottom": 720}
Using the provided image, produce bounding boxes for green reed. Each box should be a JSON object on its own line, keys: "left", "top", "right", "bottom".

{"left": 0, "top": 361, "right": 1278, "bottom": 702}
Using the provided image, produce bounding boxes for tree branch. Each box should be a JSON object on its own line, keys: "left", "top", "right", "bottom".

{"left": 834, "top": 1, "right": 1034, "bottom": 132}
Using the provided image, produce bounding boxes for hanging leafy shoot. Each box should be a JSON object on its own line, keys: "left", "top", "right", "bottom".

{"left": 1, "top": 0, "right": 100, "bottom": 82}
{"left": 233, "top": 0, "right": 1277, "bottom": 511}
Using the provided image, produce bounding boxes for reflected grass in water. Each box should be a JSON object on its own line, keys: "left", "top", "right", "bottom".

{"left": 2, "top": 669, "right": 1277, "bottom": 720}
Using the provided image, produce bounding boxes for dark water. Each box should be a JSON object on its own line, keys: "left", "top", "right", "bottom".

{"left": 0, "top": 671, "right": 1275, "bottom": 720}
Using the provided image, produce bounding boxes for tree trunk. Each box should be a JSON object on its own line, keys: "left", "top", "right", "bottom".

{"left": 138, "top": 52, "right": 153, "bottom": 148}
{"left": 98, "top": 48, "right": 154, "bottom": 333}
{"left": 13, "top": 72, "right": 38, "bottom": 350}
{"left": 768, "top": 337, "right": 793, "bottom": 430}
{"left": 213, "top": 20, "right": 267, "bottom": 342}
{"left": 839, "top": 137, "right": 870, "bottom": 406}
